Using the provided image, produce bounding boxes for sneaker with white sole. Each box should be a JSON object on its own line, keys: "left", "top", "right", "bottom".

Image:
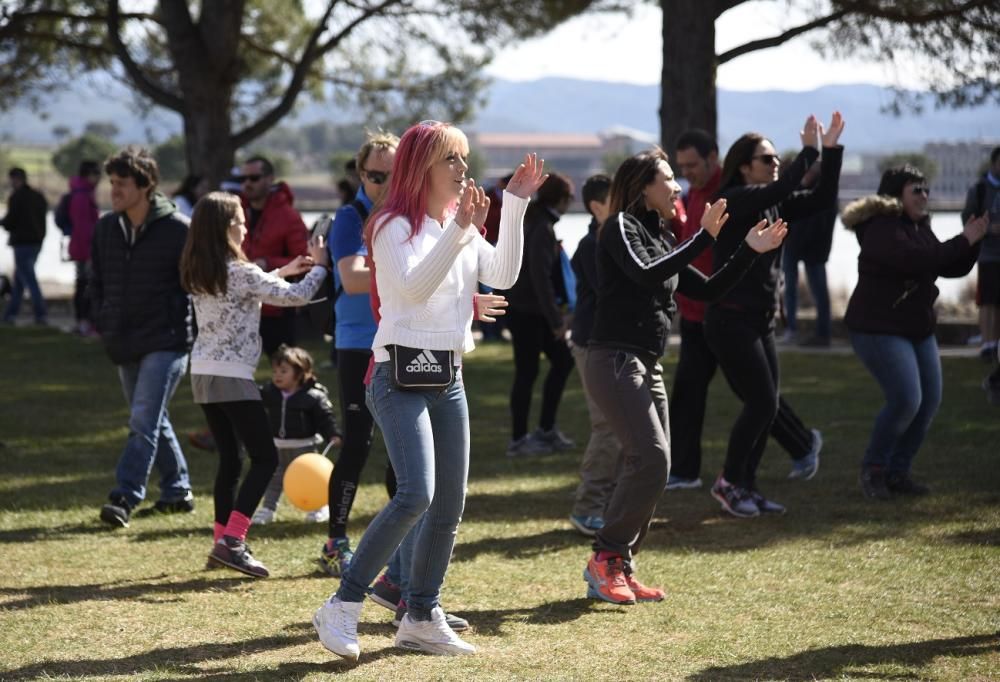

{"left": 788, "top": 429, "right": 822, "bottom": 480}
{"left": 251, "top": 507, "right": 276, "bottom": 525}
{"left": 569, "top": 514, "right": 604, "bottom": 537}
{"left": 505, "top": 434, "right": 553, "bottom": 458}
{"left": 313, "top": 596, "right": 363, "bottom": 661}
{"left": 533, "top": 427, "right": 575, "bottom": 451}
{"left": 710, "top": 476, "right": 760, "bottom": 518}
{"left": 394, "top": 608, "right": 475, "bottom": 655}
{"left": 665, "top": 475, "right": 703, "bottom": 490}
{"left": 305, "top": 505, "right": 330, "bottom": 523}
{"left": 370, "top": 574, "right": 402, "bottom": 611}
{"left": 392, "top": 601, "right": 469, "bottom": 632}
{"left": 748, "top": 489, "right": 786, "bottom": 515}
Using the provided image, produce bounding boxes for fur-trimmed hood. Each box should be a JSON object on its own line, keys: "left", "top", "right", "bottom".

{"left": 841, "top": 195, "right": 902, "bottom": 231}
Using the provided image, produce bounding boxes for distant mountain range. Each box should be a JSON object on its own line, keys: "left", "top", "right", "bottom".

{"left": 3, "top": 75, "right": 997, "bottom": 153}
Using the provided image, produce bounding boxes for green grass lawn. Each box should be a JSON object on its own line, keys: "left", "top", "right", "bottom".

{"left": 0, "top": 328, "right": 997, "bottom": 681}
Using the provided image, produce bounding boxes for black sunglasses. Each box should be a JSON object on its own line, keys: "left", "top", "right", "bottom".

{"left": 752, "top": 154, "right": 780, "bottom": 165}
{"left": 237, "top": 174, "right": 264, "bottom": 183}
{"left": 364, "top": 169, "right": 390, "bottom": 185}
{"left": 910, "top": 185, "right": 930, "bottom": 197}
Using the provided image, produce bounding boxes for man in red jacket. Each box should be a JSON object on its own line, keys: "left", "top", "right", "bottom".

{"left": 239, "top": 156, "right": 310, "bottom": 355}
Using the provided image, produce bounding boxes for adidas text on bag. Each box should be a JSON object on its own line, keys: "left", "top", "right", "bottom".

{"left": 389, "top": 345, "right": 454, "bottom": 390}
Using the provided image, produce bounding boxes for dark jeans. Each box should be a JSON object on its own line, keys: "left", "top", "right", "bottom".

{"left": 782, "top": 255, "right": 831, "bottom": 340}
{"left": 850, "top": 332, "right": 942, "bottom": 474}
{"left": 670, "top": 318, "right": 814, "bottom": 480}
{"left": 201, "top": 400, "right": 278, "bottom": 526}
{"left": 260, "top": 311, "right": 297, "bottom": 358}
{"left": 328, "top": 349, "right": 376, "bottom": 539}
{"left": 3, "top": 244, "right": 46, "bottom": 322}
{"left": 73, "top": 260, "right": 92, "bottom": 324}
{"left": 704, "top": 309, "right": 786, "bottom": 488}
{"left": 584, "top": 346, "right": 669, "bottom": 561}
{"left": 506, "top": 310, "right": 574, "bottom": 439}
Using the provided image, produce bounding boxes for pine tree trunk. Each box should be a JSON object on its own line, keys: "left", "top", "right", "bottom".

{"left": 659, "top": 0, "right": 718, "bottom": 155}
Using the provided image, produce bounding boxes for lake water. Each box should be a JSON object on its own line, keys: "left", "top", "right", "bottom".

{"left": 3, "top": 210, "right": 974, "bottom": 305}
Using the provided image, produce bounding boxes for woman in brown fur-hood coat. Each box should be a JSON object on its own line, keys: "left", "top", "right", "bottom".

{"left": 843, "top": 164, "right": 987, "bottom": 501}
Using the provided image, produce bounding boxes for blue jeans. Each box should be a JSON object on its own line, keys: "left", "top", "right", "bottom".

{"left": 850, "top": 332, "right": 942, "bottom": 474}
{"left": 111, "top": 351, "right": 192, "bottom": 508}
{"left": 783, "top": 256, "right": 831, "bottom": 339}
{"left": 3, "top": 244, "right": 47, "bottom": 322}
{"left": 337, "top": 362, "right": 469, "bottom": 619}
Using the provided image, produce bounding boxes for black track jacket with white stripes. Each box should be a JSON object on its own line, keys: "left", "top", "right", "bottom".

{"left": 590, "top": 209, "right": 758, "bottom": 359}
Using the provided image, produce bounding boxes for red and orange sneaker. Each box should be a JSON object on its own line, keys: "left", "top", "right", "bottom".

{"left": 584, "top": 553, "right": 636, "bottom": 605}
{"left": 624, "top": 572, "right": 665, "bottom": 602}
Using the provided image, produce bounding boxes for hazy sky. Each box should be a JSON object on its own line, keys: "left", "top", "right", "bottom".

{"left": 487, "top": 2, "right": 922, "bottom": 91}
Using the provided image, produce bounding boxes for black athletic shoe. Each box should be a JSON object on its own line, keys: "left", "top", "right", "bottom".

{"left": 860, "top": 467, "right": 890, "bottom": 500}
{"left": 886, "top": 472, "right": 930, "bottom": 496}
{"left": 100, "top": 497, "right": 132, "bottom": 528}
{"left": 208, "top": 536, "right": 270, "bottom": 578}
{"left": 153, "top": 490, "right": 195, "bottom": 514}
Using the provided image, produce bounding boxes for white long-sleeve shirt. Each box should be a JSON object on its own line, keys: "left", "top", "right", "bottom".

{"left": 190, "top": 261, "right": 326, "bottom": 379}
{"left": 371, "top": 190, "right": 529, "bottom": 363}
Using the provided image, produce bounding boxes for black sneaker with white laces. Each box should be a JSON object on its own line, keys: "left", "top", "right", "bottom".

{"left": 860, "top": 467, "right": 891, "bottom": 500}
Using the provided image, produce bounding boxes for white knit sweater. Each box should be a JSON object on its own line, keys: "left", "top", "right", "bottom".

{"left": 371, "top": 191, "right": 529, "bottom": 363}
{"left": 190, "top": 260, "right": 327, "bottom": 379}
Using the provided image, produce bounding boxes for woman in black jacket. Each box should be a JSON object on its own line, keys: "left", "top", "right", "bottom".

{"left": 704, "top": 113, "right": 844, "bottom": 519}
{"left": 843, "top": 165, "right": 987, "bottom": 499}
{"left": 581, "top": 147, "right": 787, "bottom": 605}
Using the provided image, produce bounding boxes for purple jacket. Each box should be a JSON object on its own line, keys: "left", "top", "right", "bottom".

{"left": 68, "top": 176, "right": 99, "bottom": 262}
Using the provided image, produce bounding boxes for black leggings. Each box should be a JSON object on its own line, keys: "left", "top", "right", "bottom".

{"left": 73, "top": 261, "right": 91, "bottom": 323}
{"left": 327, "top": 349, "right": 383, "bottom": 539}
{"left": 703, "top": 309, "right": 782, "bottom": 488}
{"left": 201, "top": 400, "right": 278, "bottom": 526}
{"left": 507, "top": 310, "right": 574, "bottom": 439}
{"left": 670, "top": 318, "right": 813, "bottom": 479}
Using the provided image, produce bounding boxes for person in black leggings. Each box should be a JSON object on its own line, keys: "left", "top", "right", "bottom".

{"left": 705, "top": 112, "right": 845, "bottom": 518}
{"left": 503, "top": 173, "right": 576, "bottom": 457}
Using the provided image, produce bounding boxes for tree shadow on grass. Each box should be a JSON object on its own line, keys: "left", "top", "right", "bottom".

{"left": 451, "top": 527, "right": 584, "bottom": 564}
{"left": 460, "top": 597, "right": 605, "bottom": 636}
{"left": 686, "top": 631, "right": 1000, "bottom": 681}
{"left": 0, "top": 572, "right": 311, "bottom": 612}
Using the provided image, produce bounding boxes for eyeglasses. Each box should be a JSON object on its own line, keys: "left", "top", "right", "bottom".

{"left": 910, "top": 185, "right": 930, "bottom": 197}
{"left": 752, "top": 154, "right": 780, "bottom": 165}
{"left": 237, "top": 174, "right": 263, "bottom": 184}
{"left": 364, "top": 169, "right": 390, "bottom": 185}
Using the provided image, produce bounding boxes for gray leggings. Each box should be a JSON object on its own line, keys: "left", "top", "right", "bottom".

{"left": 583, "top": 346, "right": 670, "bottom": 560}
{"left": 261, "top": 444, "right": 317, "bottom": 511}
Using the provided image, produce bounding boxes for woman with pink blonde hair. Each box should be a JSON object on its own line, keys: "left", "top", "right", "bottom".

{"left": 313, "top": 121, "right": 546, "bottom": 660}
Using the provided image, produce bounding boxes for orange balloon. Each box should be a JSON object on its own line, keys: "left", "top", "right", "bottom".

{"left": 283, "top": 453, "right": 334, "bottom": 511}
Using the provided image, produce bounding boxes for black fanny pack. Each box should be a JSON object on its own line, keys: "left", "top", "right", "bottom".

{"left": 388, "top": 345, "right": 454, "bottom": 390}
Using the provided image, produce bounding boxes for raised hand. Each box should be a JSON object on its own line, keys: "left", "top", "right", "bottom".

{"left": 307, "top": 234, "right": 330, "bottom": 268}
{"left": 821, "top": 111, "right": 845, "bottom": 147}
{"left": 744, "top": 218, "right": 788, "bottom": 253}
{"left": 800, "top": 115, "right": 820, "bottom": 150}
{"left": 474, "top": 293, "right": 508, "bottom": 322}
{"left": 963, "top": 213, "right": 988, "bottom": 245}
{"left": 471, "top": 186, "right": 491, "bottom": 228}
{"left": 505, "top": 153, "right": 548, "bottom": 198}
{"left": 699, "top": 198, "right": 730, "bottom": 238}
{"left": 455, "top": 178, "right": 490, "bottom": 230}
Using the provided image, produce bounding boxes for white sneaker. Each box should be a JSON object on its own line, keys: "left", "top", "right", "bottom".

{"left": 305, "top": 505, "right": 330, "bottom": 523}
{"left": 252, "top": 507, "right": 276, "bottom": 525}
{"left": 394, "top": 607, "right": 476, "bottom": 656}
{"left": 313, "top": 596, "right": 363, "bottom": 661}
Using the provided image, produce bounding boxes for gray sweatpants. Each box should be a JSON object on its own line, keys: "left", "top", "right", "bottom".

{"left": 570, "top": 345, "right": 623, "bottom": 518}
{"left": 583, "top": 346, "right": 670, "bottom": 560}
{"left": 261, "top": 443, "right": 317, "bottom": 512}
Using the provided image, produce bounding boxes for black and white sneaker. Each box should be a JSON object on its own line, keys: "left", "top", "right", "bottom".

{"left": 393, "top": 602, "right": 469, "bottom": 632}
{"left": 208, "top": 536, "right": 270, "bottom": 578}
{"left": 100, "top": 497, "right": 132, "bottom": 528}
{"left": 370, "top": 574, "right": 402, "bottom": 611}
{"left": 860, "top": 467, "right": 891, "bottom": 500}
{"left": 748, "top": 489, "right": 786, "bottom": 515}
